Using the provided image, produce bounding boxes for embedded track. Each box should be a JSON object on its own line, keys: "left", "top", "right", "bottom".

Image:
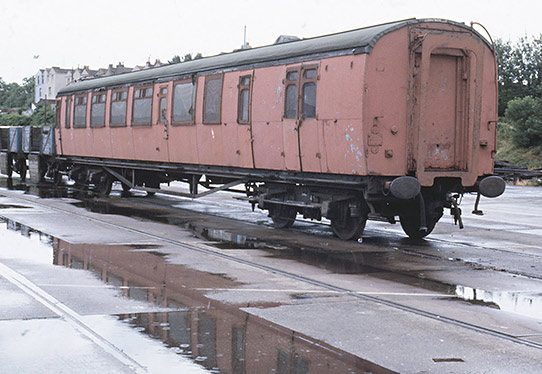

{"left": 2, "top": 187, "right": 542, "bottom": 353}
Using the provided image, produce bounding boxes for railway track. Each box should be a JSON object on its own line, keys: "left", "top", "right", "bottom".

{"left": 2, "top": 186, "right": 542, "bottom": 353}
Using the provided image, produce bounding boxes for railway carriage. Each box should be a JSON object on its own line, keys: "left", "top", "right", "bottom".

{"left": 41, "top": 18, "right": 505, "bottom": 239}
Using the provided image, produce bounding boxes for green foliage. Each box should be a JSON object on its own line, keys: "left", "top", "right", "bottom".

{"left": 0, "top": 113, "right": 31, "bottom": 126}
{"left": 504, "top": 96, "right": 542, "bottom": 148}
{"left": 496, "top": 36, "right": 542, "bottom": 116}
{"left": 0, "top": 76, "right": 35, "bottom": 111}
{"left": 30, "top": 102, "right": 55, "bottom": 127}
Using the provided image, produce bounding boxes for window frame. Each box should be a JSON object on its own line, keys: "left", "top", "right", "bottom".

{"left": 203, "top": 74, "right": 223, "bottom": 125}
{"left": 157, "top": 84, "right": 169, "bottom": 125}
{"left": 73, "top": 94, "right": 88, "bottom": 128}
{"left": 171, "top": 78, "right": 197, "bottom": 126}
{"left": 301, "top": 65, "right": 318, "bottom": 119}
{"left": 131, "top": 84, "right": 154, "bottom": 127}
{"left": 90, "top": 92, "right": 107, "bottom": 128}
{"left": 109, "top": 88, "right": 128, "bottom": 127}
{"left": 237, "top": 74, "right": 252, "bottom": 125}
{"left": 65, "top": 96, "right": 72, "bottom": 129}
{"left": 283, "top": 65, "right": 319, "bottom": 120}
{"left": 284, "top": 67, "right": 300, "bottom": 119}
{"left": 55, "top": 99, "right": 62, "bottom": 128}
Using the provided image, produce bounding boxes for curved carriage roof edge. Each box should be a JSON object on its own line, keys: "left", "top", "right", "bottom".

{"left": 58, "top": 18, "right": 489, "bottom": 95}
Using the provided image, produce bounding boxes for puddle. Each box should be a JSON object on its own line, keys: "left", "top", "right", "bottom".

{"left": 455, "top": 285, "right": 542, "bottom": 319}
{"left": 0, "top": 217, "right": 395, "bottom": 374}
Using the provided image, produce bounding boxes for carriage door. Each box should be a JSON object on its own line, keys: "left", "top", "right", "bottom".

{"left": 409, "top": 29, "right": 484, "bottom": 186}
{"left": 157, "top": 84, "right": 171, "bottom": 161}
{"left": 283, "top": 65, "right": 321, "bottom": 172}
{"left": 297, "top": 65, "right": 322, "bottom": 172}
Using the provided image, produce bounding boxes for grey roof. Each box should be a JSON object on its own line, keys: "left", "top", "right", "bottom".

{"left": 59, "top": 18, "right": 485, "bottom": 95}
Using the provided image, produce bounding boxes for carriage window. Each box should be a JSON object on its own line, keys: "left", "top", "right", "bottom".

{"left": 302, "top": 82, "right": 316, "bottom": 118}
{"left": 284, "top": 67, "right": 317, "bottom": 119}
{"left": 158, "top": 86, "right": 168, "bottom": 124}
{"left": 65, "top": 98, "right": 71, "bottom": 128}
{"left": 203, "top": 75, "right": 223, "bottom": 124}
{"left": 173, "top": 81, "right": 196, "bottom": 124}
{"left": 301, "top": 68, "right": 317, "bottom": 118}
{"left": 284, "top": 69, "right": 299, "bottom": 119}
{"left": 132, "top": 86, "right": 153, "bottom": 125}
{"left": 110, "top": 90, "right": 128, "bottom": 126}
{"left": 238, "top": 75, "right": 251, "bottom": 124}
{"left": 285, "top": 85, "right": 297, "bottom": 119}
{"left": 91, "top": 93, "right": 106, "bottom": 127}
{"left": 55, "top": 99, "right": 61, "bottom": 128}
{"left": 74, "top": 95, "right": 87, "bottom": 128}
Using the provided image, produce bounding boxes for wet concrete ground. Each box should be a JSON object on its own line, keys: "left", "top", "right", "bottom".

{"left": 1, "top": 178, "right": 542, "bottom": 373}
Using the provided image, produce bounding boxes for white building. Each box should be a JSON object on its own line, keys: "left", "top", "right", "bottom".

{"left": 34, "top": 67, "right": 72, "bottom": 103}
{"left": 34, "top": 63, "right": 135, "bottom": 104}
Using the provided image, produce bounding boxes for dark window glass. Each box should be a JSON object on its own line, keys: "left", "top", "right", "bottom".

{"left": 91, "top": 94, "right": 106, "bottom": 126}
{"left": 65, "top": 98, "right": 71, "bottom": 128}
{"left": 302, "top": 82, "right": 316, "bottom": 118}
{"left": 111, "top": 101, "right": 127, "bottom": 125}
{"left": 55, "top": 100, "right": 61, "bottom": 128}
{"left": 204, "top": 76, "right": 223, "bottom": 124}
{"left": 74, "top": 96, "right": 87, "bottom": 127}
{"left": 173, "top": 82, "right": 195, "bottom": 123}
{"left": 304, "top": 69, "right": 317, "bottom": 79}
{"left": 238, "top": 75, "right": 251, "bottom": 124}
{"left": 111, "top": 90, "right": 128, "bottom": 126}
{"left": 285, "top": 85, "right": 297, "bottom": 119}
{"left": 287, "top": 71, "right": 298, "bottom": 81}
{"left": 133, "top": 87, "right": 153, "bottom": 124}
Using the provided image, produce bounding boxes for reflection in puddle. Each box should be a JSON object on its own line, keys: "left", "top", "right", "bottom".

{"left": 0, "top": 217, "right": 395, "bottom": 374}
{"left": 455, "top": 285, "right": 542, "bottom": 320}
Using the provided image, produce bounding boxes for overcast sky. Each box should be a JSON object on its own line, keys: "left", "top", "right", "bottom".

{"left": 1, "top": 0, "right": 541, "bottom": 84}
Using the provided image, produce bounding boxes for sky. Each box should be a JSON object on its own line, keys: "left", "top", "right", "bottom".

{"left": 1, "top": 0, "right": 541, "bottom": 84}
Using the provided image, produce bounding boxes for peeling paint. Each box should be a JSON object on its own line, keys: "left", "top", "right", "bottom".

{"left": 344, "top": 133, "right": 363, "bottom": 163}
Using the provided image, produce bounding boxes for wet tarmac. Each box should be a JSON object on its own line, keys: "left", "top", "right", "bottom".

{"left": 0, "top": 216, "right": 392, "bottom": 374}
{"left": 2, "top": 177, "right": 542, "bottom": 373}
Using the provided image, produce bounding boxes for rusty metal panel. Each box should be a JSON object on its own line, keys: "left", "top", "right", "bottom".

{"left": 362, "top": 27, "right": 411, "bottom": 178}
{"left": 323, "top": 120, "right": 366, "bottom": 175}
{"left": 409, "top": 25, "right": 488, "bottom": 187}
{"left": 423, "top": 53, "right": 467, "bottom": 170}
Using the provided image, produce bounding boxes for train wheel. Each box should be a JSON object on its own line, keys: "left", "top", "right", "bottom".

{"left": 400, "top": 209, "right": 442, "bottom": 239}
{"left": 399, "top": 215, "right": 435, "bottom": 239}
{"left": 330, "top": 201, "right": 368, "bottom": 240}
{"left": 94, "top": 174, "right": 113, "bottom": 196}
{"left": 6, "top": 155, "right": 13, "bottom": 178}
{"left": 269, "top": 204, "right": 296, "bottom": 228}
{"left": 331, "top": 215, "right": 366, "bottom": 240}
{"left": 15, "top": 158, "right": 27, "bottom": 181}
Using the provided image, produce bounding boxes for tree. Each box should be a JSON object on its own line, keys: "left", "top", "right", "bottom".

{"left": 504, "top": 96, "right": 542, "bottom": 148}
{"left": 0, "top": 114, "right": 31, "bottom": 126}
{"left": 0, "top": 76, "right": 35, "bottom": 111}
{"left": 495, "top": 36, "right": 542, "bottom": 116}
{"left": 30, "top": 102, "right": 55, "bottom": 127}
